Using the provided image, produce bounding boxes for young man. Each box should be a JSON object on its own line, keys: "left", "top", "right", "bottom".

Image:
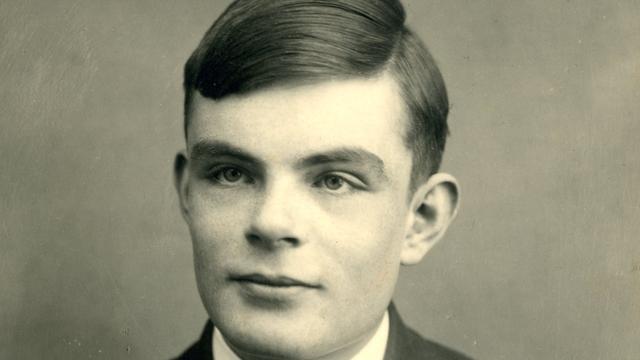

{"left": 173, "top": 0, "right": 470, "bottom": 359}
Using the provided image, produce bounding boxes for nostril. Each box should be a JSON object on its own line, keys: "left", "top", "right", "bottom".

{"left": 281, "top": 237, "right": 299, "bottom": 245}
{"left": 245, "top": 231, "right": 301, "bottom": 248}
{"left": 246, "top": 233, "right": 261, "bottom": 244}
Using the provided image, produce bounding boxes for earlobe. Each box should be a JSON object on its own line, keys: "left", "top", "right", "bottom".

{"left": 174, "top": 151, "right": 191, "bottom": 222}
{"left": 401, "top": 173, "right": 460, "bottom": 265}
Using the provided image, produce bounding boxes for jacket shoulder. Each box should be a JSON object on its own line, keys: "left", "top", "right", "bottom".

{"left": 386, "top": 303, "right": 473, "bottom": 360}
{"left": 399, "top": 325, "right": 473, "bottom": 360}
{"left": 172, "top": 321, "right": 213, "bottom": 360}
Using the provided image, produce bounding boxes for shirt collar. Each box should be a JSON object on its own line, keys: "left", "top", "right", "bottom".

{"left": 212, "top": 311, "right": 390, "bottom": 360}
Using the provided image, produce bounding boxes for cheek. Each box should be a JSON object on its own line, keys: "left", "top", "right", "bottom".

{"left": 317, "top": 192, "right": 408, "bottom": 284}
{"left": 187, "top": 187, "right": 253, "bottom": 269}
{"left": 189, "top": 181, "right": 253, "bottom": 232}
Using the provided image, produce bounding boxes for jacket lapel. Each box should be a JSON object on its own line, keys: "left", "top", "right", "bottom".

{"left": 383, "top": 302, "right": 472, "bottom": 360}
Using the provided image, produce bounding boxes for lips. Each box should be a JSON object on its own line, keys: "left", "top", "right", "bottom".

{"left": 230, "top": 273, "right": 320, "bottom": 288}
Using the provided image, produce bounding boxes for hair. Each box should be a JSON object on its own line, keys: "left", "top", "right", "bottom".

{"left": 183, "top": 0, "right": 449, "bottom": 190}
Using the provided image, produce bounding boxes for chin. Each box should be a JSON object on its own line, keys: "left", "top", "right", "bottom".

{"left": 219, "top": 318, "right": 334, "bottom": 359}
{"left": 198, "top": 281, "right": 327, "bottom": 354}
{"left": 199, "top": 281, "right": 388, "bottom": 359}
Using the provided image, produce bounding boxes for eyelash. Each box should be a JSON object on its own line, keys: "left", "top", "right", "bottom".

{"left": 205, "top": 166, "right": 366, "bottom": 193}
{"left": 207, "top": 165, "right": 254, "bottom": 185}
{"left": 312, "top": 172, "right": 366, "bottom": 194}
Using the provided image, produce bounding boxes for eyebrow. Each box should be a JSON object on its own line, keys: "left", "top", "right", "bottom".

{"left": 296, "top": 147, "right": 388, "bottom": 181}
{"left": 189, "top": 140, "right": 265, "bottom": 169}
{"left": 189, "top": 140, "right": 388, "bottom": 181}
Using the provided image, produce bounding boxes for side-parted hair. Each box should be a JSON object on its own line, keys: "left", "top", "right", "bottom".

{"left": 183, "top": 0, "right": 449, "bottom": 190}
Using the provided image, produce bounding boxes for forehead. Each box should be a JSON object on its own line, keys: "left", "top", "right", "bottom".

{"left": 187, "top": 73, "right": 411, "bottom": 166}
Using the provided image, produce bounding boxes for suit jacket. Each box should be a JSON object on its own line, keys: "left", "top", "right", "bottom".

{"left": 174, "top": 303, "right": 472, "bottom": 360}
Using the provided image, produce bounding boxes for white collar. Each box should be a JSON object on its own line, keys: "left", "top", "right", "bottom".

{"left": 212, "top": 311, "right": 389, "bottom": 360}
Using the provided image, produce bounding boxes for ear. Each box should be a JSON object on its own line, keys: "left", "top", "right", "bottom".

{"left": 174, "top": 150, "right": 191, "bottom": 223}
{"left": 401, "top": 173, "right": 460, "bottom": 265}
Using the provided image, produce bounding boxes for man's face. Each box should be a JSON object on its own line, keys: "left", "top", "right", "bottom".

{"left": 178, "top": 73, "right": 415, "bottom": 358}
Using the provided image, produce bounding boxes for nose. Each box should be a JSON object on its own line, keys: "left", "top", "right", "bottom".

{"left": 245, "top": 180, "right": 303, "bottom": 249}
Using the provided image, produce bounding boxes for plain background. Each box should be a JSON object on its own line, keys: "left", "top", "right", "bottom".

{"left": 1, "top": 1, "right": 638, "bottom": 359}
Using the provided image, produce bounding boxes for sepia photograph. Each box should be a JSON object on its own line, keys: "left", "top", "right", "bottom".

{"left": 1, "top": 1, "right": 638, "bottom": 359}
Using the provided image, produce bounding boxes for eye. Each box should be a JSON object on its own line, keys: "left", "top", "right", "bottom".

{"left": 210, "top": 166, "right": 252, "bottom": 185}
{"left": 323, "top": 175, "right": 345, "bottom": 191}
{"left": 314, "top": 172, "right": 366, "bottom": 194}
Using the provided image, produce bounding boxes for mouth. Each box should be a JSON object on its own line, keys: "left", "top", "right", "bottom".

{"left": 230, "top": 273, "right": 320, "bottom": 288}
{"left": 229, "top": 273, "right": 321, "bottom": 303}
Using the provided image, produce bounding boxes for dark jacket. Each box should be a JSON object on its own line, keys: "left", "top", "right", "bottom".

{"left": 174, "top": 303, "right": 472, "bottom": 360}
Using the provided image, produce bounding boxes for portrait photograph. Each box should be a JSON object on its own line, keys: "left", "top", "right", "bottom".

{"left": 1, "top": 1, "right": 638, "bottom": 359}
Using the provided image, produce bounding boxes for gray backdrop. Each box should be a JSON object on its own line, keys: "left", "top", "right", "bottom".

{"left": 1, "top": 1, "right": 638, "bottom": 359}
